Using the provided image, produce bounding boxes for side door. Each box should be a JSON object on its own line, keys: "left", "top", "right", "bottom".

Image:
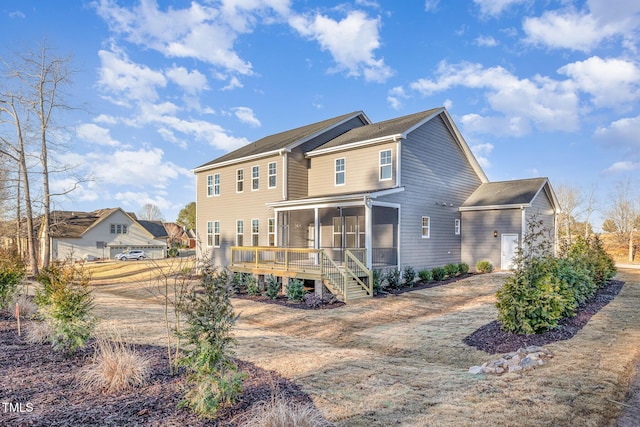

{"left": 501, "top": 234, "right": 519, "bottom": 270}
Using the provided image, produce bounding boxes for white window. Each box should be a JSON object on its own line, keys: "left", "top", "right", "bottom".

{"left": 236, "top": 220, "right": 244, "bottom": 246}
{"left": 252, "top": 166, "right": 259, "bottom": 190}
{"left": 268, "top": 218, "right": 275, "bottom": 246}
{"left": 252, "top": 219, "right": 259, "bottom": 246}
{"left": 333, "top": 217, "right": 342, "bottom": 247}
{"left": 379, "top": 149, "right": 392, "bottom": 181}
{"left": 455, "top": 219, "right": 460, "bottom": 235}
{"left": 110, "top": 224, "right": 128, "bottom": 234}
{"left": 335, "top": 158, "right": 345, "bottom": 186}
{"left": 207, "top": 221, "right": 213, "bottom": 247}
{"left": 207, "top": 175, "right": 213, "bottom": 197}
{"left": 214, "top": 173, "right": 220, "bottom": 196}
{"left": 236, "top": 169, "right": 244, "bottom": 193}
{"left": 268, "top": 162, "right": 277, "bottom": 188}
{"left": 421, "top": 216, "right": 430, "bottom": 238}
{"left": 214, "top": 221, "right": 221, "bottom": 247}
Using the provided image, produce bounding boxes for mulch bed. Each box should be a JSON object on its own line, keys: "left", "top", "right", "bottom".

{"left": 463, "top": 279, "right": 626, "bottom": 354}
{"left": 0, "top": 315, "right": 319, "bottom": 426}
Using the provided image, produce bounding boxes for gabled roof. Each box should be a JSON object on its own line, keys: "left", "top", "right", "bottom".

{"left": 193, "top": 111, "right": 368, "bottom": 171}
{"left": 49, "top": 208, "right": 168, "bottom": 239}
{"left": 138, "top": 220, "right": 169, "bottom": 239}
{"left": 460, "top": 177, "right": 558, "bottom": 211}
{"left": 307, "top": 108, "right": 441, "bottom": 153}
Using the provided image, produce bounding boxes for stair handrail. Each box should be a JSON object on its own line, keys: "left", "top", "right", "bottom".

{"left": 345, "top": 249, "right": 373, "bottom": 296}
{"left": 320, "top": 250, "right": 346, "bottom": 302}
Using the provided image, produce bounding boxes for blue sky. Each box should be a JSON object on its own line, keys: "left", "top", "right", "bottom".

{"left": 2, "top": 0, "right": 639, "bottom": 228}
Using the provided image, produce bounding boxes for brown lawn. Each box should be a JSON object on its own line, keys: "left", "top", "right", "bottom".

{"left": 75, "top": 260, "right": 640, "bottom": 426}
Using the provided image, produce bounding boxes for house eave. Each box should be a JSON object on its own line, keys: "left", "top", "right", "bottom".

{"left": 305, "top": 134, "right": 404, "bottom": 158}
{"left": 191, "top": 148, "right": 286, "bottom": 174}
{"left": 459, "top": 203, "right": 531, "bottom": 212}
{"left": 267, "top": 187, "right": 405, "bottom": 209}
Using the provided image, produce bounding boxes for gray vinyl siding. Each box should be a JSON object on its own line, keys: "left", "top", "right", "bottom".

{"left": 289, "top": 116, "right": 368, "bottom": 199}
{"left": 526, "top": 187, "right": 556, "bottom": 235}
{"left": 461, "top": 209, "right": 522, "bottom": 270}
{"left": 381, "top": 115, "right": 483, "bottom": 270}
{"left": 195, "top": 154, "right": 282, "bottom": 266}
{"left": 308, "top": 142, "right": 397, "bottom": 196}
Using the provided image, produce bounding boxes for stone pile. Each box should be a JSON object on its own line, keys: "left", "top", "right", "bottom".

{"left": 468, "top": 345, "right": 553, "bottom": 375}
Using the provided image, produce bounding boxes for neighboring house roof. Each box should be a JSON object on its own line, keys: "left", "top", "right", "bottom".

{"left": 48, "top": 208, "right": 167, "bottom": 239}
{"left": 460, "top": 177, "right": 558, "bottom": 211}
{"left": 193, "top": 111, "right": 369, "bottom": 171}
{"left": 138, "top": 220, "right": 169, "bottom": 239}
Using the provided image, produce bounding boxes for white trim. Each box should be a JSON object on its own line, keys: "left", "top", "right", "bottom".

{"left": 213, "top": 220, "right": 221, "bottom": 248}
{"left": 282, "top": 153, "right": 288, "bottom": 200}
{"left": 379, "top": 149, "right": 392, "bottom": 182}
{"left": 306, "top": 134, "right": 403, "bottom": 157}
{"left": 335, "top": 157, "right": 346, "bottom": 186}
{"left": 206, "top": 221, "right": 213, "bottom": 247}
{"left": 459, "top": 203, "right": 531, "bottom": 212}
{"left": 251, "top": 165, "right": 260, "bottom": 191}
{"left": 396, "top": 140, "right": 402, "bottom": 187}
{"left": 251, "top": 218, "right": 259, "bottom": 246}
{"left": 192, "top": 148, "right": 285, "bottom": 173}
{"left": 213, "top": 173, "right": 220, "bottom": 197}
{"left": 268, "top": 161, "right": 277, "bottom": 189}
{"left": 236, "top": 168, "right": 244, "bottom": 193}
{"left": 267, "top": 187, "right": 405, "bottom": 209}
{"left": 206, "top": 174, "right": 213, "bottom": 197}
{"left": 454, "top": 218, "right": 461, "bottom": 235}
{"left": 421, "top": 216, "right": 430, "bottom": 239}
{"left": 236, "top": 219, "right": 244, "bottom": 246}
{"left": 439, "top": 108, "right": 489, "bottom": 183}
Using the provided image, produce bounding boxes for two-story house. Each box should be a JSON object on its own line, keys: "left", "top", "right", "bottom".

{"left": 193, "top": 107, "right": 558, "bottom": 301}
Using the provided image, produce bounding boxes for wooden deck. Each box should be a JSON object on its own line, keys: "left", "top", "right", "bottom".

{"left": 230, "top": 246, "right": 373, "bottom": 302}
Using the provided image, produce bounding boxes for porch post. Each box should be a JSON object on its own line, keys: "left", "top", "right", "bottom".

{"left": 365, "top": 198, "right": 372, "bottom": 269}
{"left": 314, "top": 207, "right": 320, "bottom": 265}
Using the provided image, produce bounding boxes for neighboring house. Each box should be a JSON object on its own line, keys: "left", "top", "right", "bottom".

{"left": 46, "top": 208, "right": 168, "bottom": 261}
{"left": 193, "top": 107, "right": 558, "bottom": 300}
{"left": 164, "top": 222, "right": 197, "bottom": 249}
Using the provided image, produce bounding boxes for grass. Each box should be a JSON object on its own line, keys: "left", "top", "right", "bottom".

{"left": 77, "top": 325, "right": 150, "bottom": 393}
{"left": 86, "top": 264, "right": 640, "bottom": 426}
{"left": 241, "top": 394, "right": 331, "bottom": 427}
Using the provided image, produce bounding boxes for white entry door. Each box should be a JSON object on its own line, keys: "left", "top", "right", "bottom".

{"left": 501, "top": 234, "right": 519, "bottom": 270}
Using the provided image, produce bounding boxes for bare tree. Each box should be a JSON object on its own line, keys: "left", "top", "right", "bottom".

{"left": 582, "top": 184, "right": 597, "bottom": 238}
{"left": 555, "top": 183, "right": 582, "bottom": 246}
{"left": 137, "top": 203, "right": 165, "bottom": 221}
{"left": 0, "top": 42, "right": 80, "bottom": 271}
{"left": 605, "top": 178, "right": 639, "bottom": 262}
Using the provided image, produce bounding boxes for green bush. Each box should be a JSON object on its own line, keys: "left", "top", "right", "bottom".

{"left": 35, "top": 262, "right": 96, "bottom": 354}
{"left": 476, "top": 260, "right": 492, "bottom": 273}
{"left": 555, "top": 258, "right": 595, "bottom": 314}
{"left": 168, "top": 247, "right": 180, "bottom": 257}
{"left": 0, "top": 248, "right": 26, "bottom": 310}
{"left": 444, "top": 263, "right": 458, "bottom": 278}
{"left": 418, "top": 268, "right": 432, "bottom": 283}
{"left": 286, "top": 279, "right": 305, "bottom": 303}
{"left": 246, "top": 275, "right": 260, "bottom": 296}
{"left": 402, "top": 266, "right": 416, "bottom": 287}
{"left": 178, "top": 266, "right": 245, "bottom": 419}
{"left": 458, "top": 263, "right": 469, "bottom": 275}
{"left": 496, "top": 271, "right": 566, "bottom": 334}
{"left": 263, "top": 275, "right": 280, "bottom": 300}
{"left": 372, "top": 269, "right": 384, "bottom": 295}
{"left": 431, "top": 266, "right": 446, "bottom": 281}
{"left": 385, "top": 268, "right": 401, "bottom": 289}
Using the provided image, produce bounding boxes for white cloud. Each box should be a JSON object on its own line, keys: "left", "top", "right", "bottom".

{"left": 233, "top": 107, "right": 261, "bottom": 127}
{"left": 424, "top": 0, "right": 440, "bottom": 13}
{"left": 114, "top": 191, "right": 180, "bottom": 213}
{"left": 166, "top": 65, "right": 208, "bottom": 94}
{"left": 289, "top": 10, "right": 393, "bottom": 82}
{"left": 523, "top": 0, "right": 640, "bottom": 52}
{"left": 409, "top": 61, "right": 579, "bottom": 136}
{"left": 472, "top": 0, "right": 528, "bottom": 17}
{"left": 595, "top": 115, "right": 640, "bottom": 148}
{"left": 470, "top": 142, "right": 494, "bottom": 169}
{"left": 93, "top": 0, "right": 291, "bottom": 78}
{"left": 98, "top": 49, "right": 167, "bottom": 103}
{"left": 475, "top": 35, "right": 498, "bottom": 47}
{"left": 75, "top": 123, "right": 122, "bottom": 147}
{"left": 558, "top": 56, "right": 640, "bottom": 108}
{"left": 602, "top": 161, "right": 640, "bottom": 174}
{"left": 386, "top": 86, "right": 407, "bottom": 110}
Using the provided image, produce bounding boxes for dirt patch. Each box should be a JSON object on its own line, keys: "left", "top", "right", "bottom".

{"left": 463, "top": 279, "right": 625, "bottom": 354}
{"left": 0, "top": 315, "right": 320, "bottom": 427}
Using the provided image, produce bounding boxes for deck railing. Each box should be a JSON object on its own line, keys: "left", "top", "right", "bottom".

{"left": 230, "top": 246, "right": 372, "bottom": 301}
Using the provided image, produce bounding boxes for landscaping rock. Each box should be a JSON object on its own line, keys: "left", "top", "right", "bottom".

{"left": 468, "top": 347, "right": 553, "bottom": 375}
